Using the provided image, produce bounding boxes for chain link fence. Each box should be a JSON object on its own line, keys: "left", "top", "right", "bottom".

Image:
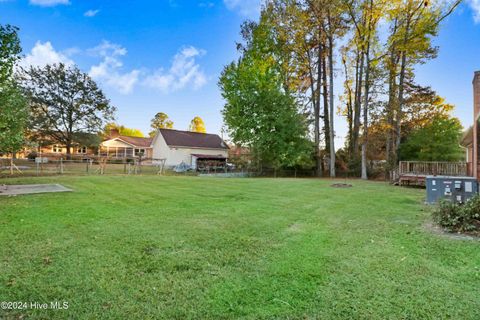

{"left": 0, "top": 158, "right": 179, "bottom": 178}
{"left": 0, "top": 158, "right": 315, "bottom": 179}
{"left": 0, "top": 157, "right": 365, "bottom": 179}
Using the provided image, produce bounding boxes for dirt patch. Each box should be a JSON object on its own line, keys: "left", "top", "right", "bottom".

{"left": 423, "top": 221, "right": 480, "bottom": 241}
{"left": 331, "top": 183, "right": 353, "bottom": 188}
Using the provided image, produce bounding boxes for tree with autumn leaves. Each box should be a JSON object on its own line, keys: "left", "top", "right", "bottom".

{"left": 189, "top": 116, "right": 207, "bottom": 133}
{"left": 220, "top": 0, "right": 462, "bottom": 177}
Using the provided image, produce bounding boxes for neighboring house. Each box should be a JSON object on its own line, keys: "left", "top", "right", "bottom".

{"left": 37, "top": 144, "right": 96, "bottom": 158}
{"left": 99, "top": 129, "right": 153, "bottom": 159}
{"left": 99, "top": 128, "right": 229, "bottom": 169}
{"left": 151, "top": 128, "right": 229, "bottom": 169}
{"left": 11, "top": 132, "right": 100, "bottom": 159}
{"left": 463, "top": 71, "right": 480, "bottom": 179}
{"left": 5, "top": 127, "right": 229, "bottom": 169}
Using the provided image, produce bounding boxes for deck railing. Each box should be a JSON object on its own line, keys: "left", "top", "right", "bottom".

{"left": 398, "top": 161, "right": 470, "bottom": 177}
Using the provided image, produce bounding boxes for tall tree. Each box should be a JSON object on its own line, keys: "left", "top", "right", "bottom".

{"left": 384, "top": 0, "right": 461, "bottom": 168}
{"left": 149, "top": 112, "right": 173, "bottom": 136}
{"left": 189, "top": 116, "right": 207, "bottom": 133}
{"left": 339, "top": 0, "right": 459, "bottom": 177}
{"left": 268, "top": 0, "right": 347, "bottom": 177}
{"left": 346, "top": 0, "right": 384, "bottom": 179}
{"left": 21, "top": 63, "right": 115, "bottom": 158}
{"left": 219, "top": 13, "right": 312, "bottom": 170}
{"left": 0, "top": 24, "right": 28, "bottom": 174}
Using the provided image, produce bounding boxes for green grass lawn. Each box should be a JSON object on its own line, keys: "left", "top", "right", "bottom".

{"left": 0, "top": 176, "right": 479, "bottom": 319}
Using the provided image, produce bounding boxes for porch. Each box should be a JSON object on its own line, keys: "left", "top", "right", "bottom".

{"left": 98, "top": 146, "right": 152, "bottom": 159}
{"left": 393, "top": 161, "right": 472, "bottom": 186}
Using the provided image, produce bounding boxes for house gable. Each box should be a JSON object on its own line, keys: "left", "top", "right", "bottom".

{"left": 101, "top": 138, "right": 136, "bottom": 148}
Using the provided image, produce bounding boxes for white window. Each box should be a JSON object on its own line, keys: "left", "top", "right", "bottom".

{"left": 77, "top": 146, "right": 87, "bottom": 154}
{"left": 135, "top": 148, "right": 146, "bottom": 156}
{"left": 52, "top": 145, "right": 62, "bottom": 153}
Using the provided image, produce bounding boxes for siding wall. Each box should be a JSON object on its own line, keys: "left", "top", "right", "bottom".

{"left": 151, "top": 132, "right": 228, "bottom": 167}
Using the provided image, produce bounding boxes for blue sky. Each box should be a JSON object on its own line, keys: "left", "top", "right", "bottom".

{"left": 3, "top": 0, "right": 480, "bottom": 147}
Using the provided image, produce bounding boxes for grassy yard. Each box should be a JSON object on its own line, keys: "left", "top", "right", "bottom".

{"left": 0, "top": 176, "right": 479, "bottom": 319}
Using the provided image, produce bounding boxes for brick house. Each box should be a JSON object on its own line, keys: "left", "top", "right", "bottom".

{"left": 462, "top": 71, "right": 480, "bottom": 179}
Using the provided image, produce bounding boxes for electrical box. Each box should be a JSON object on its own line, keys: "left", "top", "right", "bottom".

{"left": 426, "top": 176, "right": 478, "bottom": 204}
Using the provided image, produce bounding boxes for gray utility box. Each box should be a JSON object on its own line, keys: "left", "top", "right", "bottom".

{"left": 426, "top": 176, "right": 478, "bottom": 204}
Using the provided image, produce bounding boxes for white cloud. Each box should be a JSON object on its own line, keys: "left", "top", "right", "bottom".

{"left": 84, "top": 9, "right": 100, "bottom": 17}
{"left": 21, "top": 40, "right": 207, "bottom": 95}
{"left": 143, "top": 46, "right": 207, "bottom": 93}
{"left": 468, "top": 0, "right": 480, "bottom": 23}
{"left": 29, "top": 0, "right": 69, "bottom": 6}
{"left": 88, "top": 41, "right": 140, "bottom": 95}
{"left": 223, "top": 0, "right": 260, "bottom": 17}
{"left": 20, "top": 41, "right": 73, "bottom": 69}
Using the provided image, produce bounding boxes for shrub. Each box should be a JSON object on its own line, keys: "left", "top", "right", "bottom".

{"left": 432, "top": 200, "right": 463, "bottom": 231}
{"left": 460, "top": 195, "right": 480, "bottom": 232}
{"left": 432, "top": 195, "right": 480, "bottom": 234}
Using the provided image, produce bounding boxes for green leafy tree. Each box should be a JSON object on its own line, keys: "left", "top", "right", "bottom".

{"left": 0, "top": 86, "right": 27, "bottom": 173}
{"left": 21, "top": 63, "right": 115, "bottom": 158}
{"left": 149, "top": 112, "right": 173, "bottom": 137}
{"left": 399, "top": 115, "right": 463, "bottom": 161}
{"left": 219, "top": 15, "right": 312, "bottom": 170}
{"left": 0, "top": 24, "right": 28, "bottom": 174}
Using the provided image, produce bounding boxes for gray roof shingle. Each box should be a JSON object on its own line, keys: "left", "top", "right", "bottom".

{"left": 159, "top": 129, "right": 228, "bottom": 149}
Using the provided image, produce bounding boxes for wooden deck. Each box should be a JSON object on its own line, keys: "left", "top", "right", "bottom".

{"left": 394, "top": 161, "right": 471, "bottom": 186}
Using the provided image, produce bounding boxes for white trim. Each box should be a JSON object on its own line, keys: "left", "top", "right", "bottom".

{"left": 102, "top": 137, "right": 137, "bottom": 147}
{"left": 102, "top": 137, "right": 154, "bottom": 149}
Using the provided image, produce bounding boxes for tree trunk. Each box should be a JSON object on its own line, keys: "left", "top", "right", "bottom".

{"left": 385, "top": 46, "right": 398, "bottom": 171}
{"left": 315, "top": 27, "right": 323, "bottom": 177}
{"left": 395, "top": 52, "right": 407, "bottom": 162}
{"left": 306, "top": 48, "right": 320, "bottom": 176}
{"left": 361, "top": 44, "right": 371, "bottom": 180}
{"left": 66, "top": 141, "right": 72, "bottom": 160}
{"left": 395, "top": 14, "right": 410, "bottom": 164}
{"left": 10, "top": 156, "right": 13, "bottom": 175}
{"left": 352, "top": 47, "right": 364, "bottom": 157}
{"left": 328, "top": 31, "right": 335, "bottom": 178}
{"left": 322, "top": 52, "right": 330, "bottom": 159}
{"left": 385, "top": 18, "right": 398, "bottom": 172}
{"left": 343, "top": 56, "right": 354, "bottom": 155}
{"left": 351, "top": 52, "right": 360, "bottom": 156}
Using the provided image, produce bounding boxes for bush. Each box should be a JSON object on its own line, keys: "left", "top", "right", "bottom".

{"left": 460, "top": 196, "right": 480, "bottom": 232}
{"left": 433, "top": 195, "right": 480, "bottom": 234}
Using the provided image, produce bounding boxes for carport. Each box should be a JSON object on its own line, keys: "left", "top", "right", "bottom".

{"left": 191, "top": 154, "right": 227, "bottom": 171}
